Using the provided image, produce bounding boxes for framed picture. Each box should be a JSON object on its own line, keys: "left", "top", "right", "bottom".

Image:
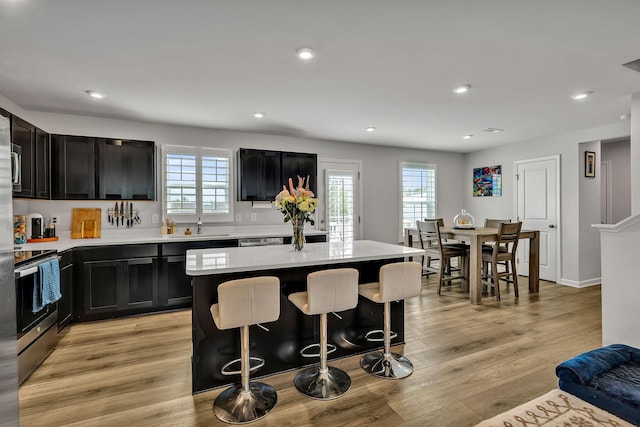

{"left": 585, "top": 151, "right": 596, "bottom": 178}
{"left": 473, "top": 165, "right": 502, "bottom": 197}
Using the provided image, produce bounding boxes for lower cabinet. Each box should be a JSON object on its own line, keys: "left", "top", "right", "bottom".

{"left": 75, "top": 244, "right": 159, "bottom": 321}
{"left": 57, "top": 250, "right": 73, "bottom": 331}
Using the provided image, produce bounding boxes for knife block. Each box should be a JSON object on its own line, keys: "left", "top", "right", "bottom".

{"left": 71, "top": 208, "right": 102, "bottom": 238}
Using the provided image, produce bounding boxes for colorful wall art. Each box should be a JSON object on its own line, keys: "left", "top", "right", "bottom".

{"left": 473, "top": 165, "right": 502, "bottom": 197}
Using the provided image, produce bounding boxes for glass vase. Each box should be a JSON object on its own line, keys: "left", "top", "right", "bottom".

{"left": 292, "top": 219, "right": 305, "bottom": 251}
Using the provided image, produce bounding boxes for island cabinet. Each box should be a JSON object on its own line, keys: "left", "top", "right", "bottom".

{"left": 57, "top": 250, "right": 74, "bottom": 332}
{"left": 74, "top": 244, "right": 159, "bottom": 321}
{"left": 158, "top": 239, "right": 238, "bottom": 308}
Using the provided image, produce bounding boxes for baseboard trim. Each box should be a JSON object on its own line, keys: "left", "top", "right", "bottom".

{"left": 557, "top": 277, "right": 601, "bottom": 288}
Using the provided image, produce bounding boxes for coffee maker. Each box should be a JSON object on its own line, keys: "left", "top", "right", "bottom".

{"left": 26, "top": 213, "right": 44, "bottom": 240}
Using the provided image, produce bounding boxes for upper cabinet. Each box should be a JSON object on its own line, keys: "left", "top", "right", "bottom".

{"left": 237, "top": 148, "right": 317, "bottom": 201}
{"left": 51, "top": 135, "right": 155, "bottom": 201}
{"left": 97, "top": 139, "right": 155, "bottom": 200}
{"left": 237, "top": 149, "right": 281, "bottom": 201}
{"left": 11, "top": 115, "right": 50, "bottom": 199}
{"left": 281, "top": 151, "right": 317, "bottom": 195}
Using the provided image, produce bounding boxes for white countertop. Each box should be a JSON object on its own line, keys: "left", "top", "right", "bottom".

{"left": 185, "top": 240, "right": 425, "bottom": 276}
{"left": 15, "top": 225, "right": 327, "bottom": 252}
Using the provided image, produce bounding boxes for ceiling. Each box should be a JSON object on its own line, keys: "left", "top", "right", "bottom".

{"left": 1, "top": 0, "right": 640, "bottom": 153}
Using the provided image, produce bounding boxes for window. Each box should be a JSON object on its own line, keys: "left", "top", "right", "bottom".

{"left": 163, "top": 145, "right": 233, "bottom": 222}
{"left": 327, "top": 170, "right": 356, "bottom": 243}
{"left": 400, "top": 162, "right": 436, "bottom": 239}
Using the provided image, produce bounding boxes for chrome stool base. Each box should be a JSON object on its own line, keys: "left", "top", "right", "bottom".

{"left": 360, "top": 351, "right": 414, "bottom": 379}
{"left": 294, "top": 366, "right": 351, "bottom": 400}
{"left": 213, "top": 382, "right": 277, "bottom": 424}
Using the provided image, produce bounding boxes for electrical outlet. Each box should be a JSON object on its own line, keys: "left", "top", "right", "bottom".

{"left": 152, "top": 214, "right": 159, "bottom": 224}
{"left": 235, "top": 213, "right": 242, "bottom": 222}
{"left": 51, "top": 214, "right": 61, "bottom": 224}
{"left": 251, "top": 213, "right": 257, "bottom": 221}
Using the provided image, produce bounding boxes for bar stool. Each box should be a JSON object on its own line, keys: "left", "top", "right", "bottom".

{"left": 210, "top": 276, "right": 280, "bottom": 424}
{"left": 358, "top": 261, "right": 422, "bottom": 379}
{"left": 288, "top": 268, "right": 359, "bottom": 400}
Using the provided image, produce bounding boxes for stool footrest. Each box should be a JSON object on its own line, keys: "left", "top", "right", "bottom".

{"left": 221, "top": 356, "right": 265, "bottom": 376}
{"left": 300, "top": 343, "right": 337, "bottom": 358}
{"left": 364, "top": 329, "right": 398, "bottom": 343}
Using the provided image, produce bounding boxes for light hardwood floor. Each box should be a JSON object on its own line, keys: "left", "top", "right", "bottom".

{"left": 19, "top": 277, "right": 602, "bottom": 427}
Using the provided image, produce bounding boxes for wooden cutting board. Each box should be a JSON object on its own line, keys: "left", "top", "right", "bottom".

{"left": 71, "top": 208, "right": 102, "bottom": 239}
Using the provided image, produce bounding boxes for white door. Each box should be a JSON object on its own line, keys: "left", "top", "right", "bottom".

{"left": 515, "top": 156, "right": 559, "bottom": 282}
{"left": 317, "top": 160, "right": 361, "bottom": 242}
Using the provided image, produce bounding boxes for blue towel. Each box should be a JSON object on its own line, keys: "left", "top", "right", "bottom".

{"left": 33, "top": 258, "right": 62, "bottom": 313}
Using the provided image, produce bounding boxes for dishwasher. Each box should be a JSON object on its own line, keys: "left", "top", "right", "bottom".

{"left": 238, "top": 237, "right": 284, "bottom": 247}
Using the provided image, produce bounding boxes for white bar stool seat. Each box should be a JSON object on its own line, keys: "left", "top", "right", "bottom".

{"left": 358, "top": 261, "right": 422, "bottom": 379}
{"left": 210, "top": 276, "right": 280, "bottom": 424}
{"left": 288, "top": 268, "right": 359, "bottom": 400}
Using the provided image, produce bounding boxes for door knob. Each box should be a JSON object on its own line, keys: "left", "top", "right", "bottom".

{"left": 549, "top": 224, "right": 555, "bottom": 228}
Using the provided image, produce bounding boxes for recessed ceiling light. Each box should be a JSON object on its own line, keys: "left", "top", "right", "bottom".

{"left": 252, "top": 112, "right": 265, "bottom": 119}
{"left": 296, "top": 47, "right": 315, "bottom": 60}
{"left": 365, "top": 126, "right": 376, "bottom": 132}
{"left": 85, "top": 90, "right": 105, "bottom": 99}
{"left": 482, "top": 128, "right": 504, "bottom": 133}
{"left": 463, "top": 134, "right": 473, "bottom": 139}
{"left": 453, "top": 84, "right": 471, "bottom": 94}
{"left": 571, "top": 91, "right": 592, "bottom": 100}
{"left": 620, "top": 113, "right": 631, "bottom": 121}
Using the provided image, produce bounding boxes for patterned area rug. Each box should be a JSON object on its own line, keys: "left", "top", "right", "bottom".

{"left": 475, "top": 389, "right": 633, "bottom": 427}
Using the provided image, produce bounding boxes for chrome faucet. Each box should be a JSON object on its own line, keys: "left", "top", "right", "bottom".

{"left": 197, "top": 217, "right": 203, "bottom": 234}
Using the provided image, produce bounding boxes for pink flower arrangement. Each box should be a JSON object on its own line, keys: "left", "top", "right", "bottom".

{"left": 275, "top": 176, "right": 319, "bottom": 225}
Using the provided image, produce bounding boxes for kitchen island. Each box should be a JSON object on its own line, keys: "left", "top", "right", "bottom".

{"left": 187, "top": 240, "right": 424, "bottom": 393}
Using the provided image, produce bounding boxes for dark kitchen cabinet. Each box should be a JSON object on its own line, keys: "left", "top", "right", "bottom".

{"left": 51, "top": 135, "right": 96, "bottom": 199}
{"left": 159, "top": 239, "right": 238, "bottom": 308}
{"left": 97, "top": 139, "right": 155, "bottom": 200}
{"left": 35, "top": 128, "right": 50, "bottom": 199}
{"left": 75, "top": 244, "right": 158, "bottom": 321}
{"left": 281, "top": 151, "right": 317, "bottom": 195}
{"left": 57, "top": 250, "right": 73, "bottom": 332}
{"left": 11, "top": 116, "right": 36, "bottom": 198}
{"left": 237, "top": 149, "right": 281, "bottom": 201}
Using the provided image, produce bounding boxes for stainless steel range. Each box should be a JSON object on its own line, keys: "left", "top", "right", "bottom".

{"left": 14, "top": 249, "right": 59, "bottom": 384}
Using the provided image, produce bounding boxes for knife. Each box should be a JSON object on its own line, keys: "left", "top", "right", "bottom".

{"left": 120, "top": 201, "right": 124, "bottom": 227}
{"left": 115, "top": 202, "right": 119, "bottom": 227}
{"left": 129, "top": 202, "right": 133, "bottom": 227}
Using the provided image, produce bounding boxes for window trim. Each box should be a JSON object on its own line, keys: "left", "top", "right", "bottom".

{"left": 398, "top": 162, "right": 437, "bottom": 241}
{"left": 162, "top": 144, "right": 234, "bottom": 223}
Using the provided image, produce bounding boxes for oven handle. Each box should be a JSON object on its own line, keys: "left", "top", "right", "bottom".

{"left": 15, "top": 255, "right": 61, "bottom": 278}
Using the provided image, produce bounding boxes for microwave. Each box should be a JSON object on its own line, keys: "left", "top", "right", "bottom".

{"left": 11, "top": 143, "right": 21, "bottom": 192}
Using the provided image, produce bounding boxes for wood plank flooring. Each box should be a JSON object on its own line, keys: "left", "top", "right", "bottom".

{"left": 19, "top": 277, "right": 602, "bottom": 427}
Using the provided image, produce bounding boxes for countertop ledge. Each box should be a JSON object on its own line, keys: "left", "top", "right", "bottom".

{"left": 15, "top": 225, "right": 328, "bottom": 252}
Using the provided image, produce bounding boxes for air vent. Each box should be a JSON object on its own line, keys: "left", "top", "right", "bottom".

{"left": 623, "top": 59, "right": 640, "bottom": 73}
{"left": 482, "top": 128, "right": 504, "bottom": 133}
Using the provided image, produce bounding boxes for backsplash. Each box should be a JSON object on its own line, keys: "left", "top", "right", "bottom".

{"left": 12, "top": 198, "right": 288, "bottom": 233}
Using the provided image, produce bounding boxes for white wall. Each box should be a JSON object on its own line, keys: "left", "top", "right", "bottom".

{"left": 2, "top": 93, "right": 466, "bottom": 244}
{"left": 601, "top": 139, "right": 631, "bottom": 223}
{"left": 464, "top": 121, "right": 630, "bottom": 285}
{"left": 578, "top": 141, "right": 601, "bottom": 284}
{"left": 631, "top": 93, "right": 640, "bottom": 214}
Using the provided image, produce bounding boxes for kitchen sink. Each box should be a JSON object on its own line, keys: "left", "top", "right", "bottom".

{"left": 164, "top": 233, "right": 231, "bottom": 238}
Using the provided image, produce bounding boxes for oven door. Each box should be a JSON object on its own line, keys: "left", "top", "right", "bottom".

{"left": 15, "top": 265, "right": 53, "bottom": 347}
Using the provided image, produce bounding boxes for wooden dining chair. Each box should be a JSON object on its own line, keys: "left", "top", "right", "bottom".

{"left": 417, "top": 220, "right": 468, "bottom": 295}
{"left": 482, "top": 221, "right": 522, "bottom": 301}
{"left": 482, "top": 218, "right": 512, "bottom": 280}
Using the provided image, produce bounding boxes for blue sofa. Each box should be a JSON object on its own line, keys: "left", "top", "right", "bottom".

{"left": 556, "top": 343, "right": 640, "bottom": 425}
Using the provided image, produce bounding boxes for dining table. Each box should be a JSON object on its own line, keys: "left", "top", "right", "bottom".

{"left": 405, "top": 226, "right": 540, "bottom": 305}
